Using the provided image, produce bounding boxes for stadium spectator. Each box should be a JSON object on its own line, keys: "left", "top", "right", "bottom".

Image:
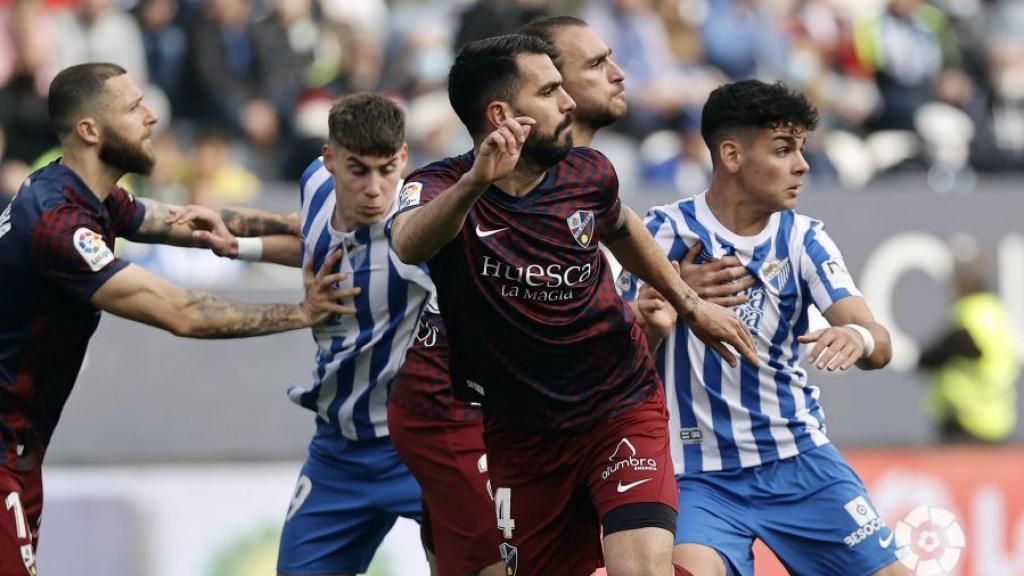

{"left": 917, "top": 237, "right": 1020, "bottom": 443}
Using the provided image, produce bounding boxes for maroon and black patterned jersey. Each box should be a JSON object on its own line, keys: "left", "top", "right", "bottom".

{"left": 389, "top": 304, "right": 482, "bottom": 423}
{"left": 0, "top": 162, "right": 144, "bottom": 470}
{"left": 396, "top": 148, "right": 659, "bottom": 431}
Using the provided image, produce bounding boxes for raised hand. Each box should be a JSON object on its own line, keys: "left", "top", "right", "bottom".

{"left": 300, "top": 248, "right": 362, "bottom": 326}
{"left": 679, "top": 241, "right": 755, "bottom": 307}
{"left": 687, "top": 299, "right": 759, "bottom": 367}
{"left": 798, "top": 326, "right": 865, "bottom": 371}
{"left": 466, "top": 116, "right": 535, "bottom": 187}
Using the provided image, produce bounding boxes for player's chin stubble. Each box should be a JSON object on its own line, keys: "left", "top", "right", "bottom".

{"left": 99, "top": 128, "right": 156, "bottom": 176}
{"left": 521, "top": 114, "right": 574, "bottom": 169}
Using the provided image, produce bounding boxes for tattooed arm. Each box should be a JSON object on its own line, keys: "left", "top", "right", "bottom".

{"left": 218, "top": 207, "right": 300, "bottom": 237}
{"left": 91, "top": 250, "right": 358, "bottom": 337}
{"left": 128, "top": 199, "right": 300, "bottom": 246}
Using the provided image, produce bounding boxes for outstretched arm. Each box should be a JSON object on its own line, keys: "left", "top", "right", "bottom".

{"left": 605, "top": 206, "right": 758, "bottom": 367}
{"left": 91, "top": 250, "right": 358, "bottom": 338}
{"left": 129, "top": 198, "right": 299, "bottom": 246}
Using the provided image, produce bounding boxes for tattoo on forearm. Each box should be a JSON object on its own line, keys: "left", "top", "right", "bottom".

{"left": 183, "top": 291, "right": 304, "bottom": 338}
{"left": 133, "top": 198, "right": 174, "bottom": 241}
{"left": 220, "top": 208, "right": 296, "bottom": 237}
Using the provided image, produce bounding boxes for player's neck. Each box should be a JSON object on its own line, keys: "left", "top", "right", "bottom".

{"left": 706, "top": 178, "right": 772, "bottom": 237}
{"left": 572, "top": 124, "right": 597, "bottom": 148}
{"left": 494, "top": 165, "right": 547, "bottom": 197}
{"left": 59, "top": 149, "right": 124, "bottom": 202}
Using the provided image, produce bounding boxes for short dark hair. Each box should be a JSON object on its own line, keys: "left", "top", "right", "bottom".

{"left": 701, "top": 80, "right": 820, "bottom": 166}
{"left": 327, "top": 92, "right": 405, "bottom": 157}
{"left": 519, "top": 15, "right": 588, "bottom": 65}
{"left": 48, "top": 62, "right": 127, "bottom": 138}
{"left": 448, "top": 34, "right": 558, "bottom": 138}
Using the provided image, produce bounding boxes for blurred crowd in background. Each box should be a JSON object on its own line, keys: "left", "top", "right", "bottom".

{"left": 3, "top": 0, "right": 1024, "bottom": 208}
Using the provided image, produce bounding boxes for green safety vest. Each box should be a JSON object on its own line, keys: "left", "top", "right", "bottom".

{"left": 929, "top": 293, "right": 1020, "bottom": 441}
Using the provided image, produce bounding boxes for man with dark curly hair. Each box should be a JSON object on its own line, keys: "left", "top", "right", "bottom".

{"left": 619, "top": 80, "right": 906, "bottom": 576}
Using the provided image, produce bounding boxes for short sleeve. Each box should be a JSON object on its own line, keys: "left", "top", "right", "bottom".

{"left": 107, "top": 186, "right": 145, "bottom": 237}
{"left": 29, "top": 206, "right": 129, "bottom": 302}
{"left": 395, "top": 159, "right": 465, "bottom": 215}
{"left": 387, "top": 157, "right": 468, "bottom": 239}
{"left": 799, "top": 220, "right": 861, "bottom": 312}
{"left": 617, "top": 204, "right": 688, "bottom": 301}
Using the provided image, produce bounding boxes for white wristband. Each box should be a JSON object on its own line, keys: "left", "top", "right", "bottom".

{"left": 235, "top": 237, "right": 263, "bottom": 261}
{"left": 844, "top": 324, "right": 875, "bottom": 359}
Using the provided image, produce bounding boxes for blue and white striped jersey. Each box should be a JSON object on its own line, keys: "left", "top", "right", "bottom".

{"left": 288, "top": 158, "right": 433, "bottom": 440}
{"left": 619, "top": 192, "right": 860, "bottom": 475}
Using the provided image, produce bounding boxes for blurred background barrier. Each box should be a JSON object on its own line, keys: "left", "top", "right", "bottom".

{"left": 38, "top": 447, "right": 1024, "bottom": 576}
{"left": 38, "top": 463, "right": 429, "bottom": 575}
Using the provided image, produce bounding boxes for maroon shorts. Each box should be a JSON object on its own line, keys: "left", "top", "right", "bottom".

{"left": 482, "top": 385, "right": 678, "bottom": 576}
{"left": 388, "top": 402, "right": 501, "bottom": 575}
{"left": 0, "top": 466, "right": 41, "bottom": 576}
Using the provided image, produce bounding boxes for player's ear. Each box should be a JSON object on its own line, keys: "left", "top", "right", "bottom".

{"left": 322, "top": 143, "right": 336, "bottom": 174}
{"left": 485, "top": 101, "right": 513, "bottom": 131}
{"left": 719, "top": 138, "right": 742, "bottom": 174}
{"left": 75, "top": 116, "right": 101, "bottom": 146}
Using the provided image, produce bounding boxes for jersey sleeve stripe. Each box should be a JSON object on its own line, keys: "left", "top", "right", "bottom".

{"left": 299, "top": 157, "right": 325, "bottom": 205}
{"left": 802, "top": 221, "right": 851, "bottom": 303}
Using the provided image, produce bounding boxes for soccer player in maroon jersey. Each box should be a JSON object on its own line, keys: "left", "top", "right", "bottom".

{"left": 390, "top": 35, "right": 757, "bottom": 576}
{"left": 389, "top": 16, "right": 643, "bottom": 576}
{"left": 0, "top": 63, "right": 355, "bottom": 575}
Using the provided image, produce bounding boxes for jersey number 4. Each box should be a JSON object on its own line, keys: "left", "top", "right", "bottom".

{"left": 495, "top": 487, "right": 516, "bottom": 539}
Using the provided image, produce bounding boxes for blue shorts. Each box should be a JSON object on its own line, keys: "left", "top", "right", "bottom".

{"left": 277, "top": 431, "right": 423, "bottom": 575}
{"left": 676, "top": 444, "right": 899, "bottom": 576}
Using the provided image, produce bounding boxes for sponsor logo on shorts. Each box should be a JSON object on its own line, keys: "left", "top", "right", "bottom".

{"left": 601, "top": 437, "right": 658, "bottom": 480}
{"left": 616, "top": 478, "right": 653, "bottom": 493}
{"left": 843, "top": 496, "right": 890, "bottom": 549}
{"left": 499, "top": 542, "right": 518, "bottom": 576}
{"left": 895, "top": 506, "right": 965, "bottom": 576}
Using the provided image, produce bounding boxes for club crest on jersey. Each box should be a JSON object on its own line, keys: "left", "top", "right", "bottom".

{"left": 566, "top": 210, "right": 594, "bottom": 248}
{"left": 761, "top": 258, "right": 791, "bottom": 292}
{"left": 499, "top": 542, "right": 518, "bottom": 576}
{"left": 73, "top": 228, "right": 115, "bottom": 272}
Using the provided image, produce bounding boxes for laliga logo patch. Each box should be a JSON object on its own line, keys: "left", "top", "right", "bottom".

{"left": 895, "top": 506, "right": 965, "bottom": 576}
{"left": 566, "top": 210, "right": 594, "bottom": 248}
{"left": 398, "top": 181, "right": 422, "bottom": 211}
{"left": 73, "top": 228, "right": 115, "bottom": 272}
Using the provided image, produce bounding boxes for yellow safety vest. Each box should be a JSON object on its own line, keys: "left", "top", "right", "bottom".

{"left": 929, "top": 293, "right": 1020, "bottom": 441}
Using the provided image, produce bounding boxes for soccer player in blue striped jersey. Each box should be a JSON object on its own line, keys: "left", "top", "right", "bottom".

{"left": 619, "top": 80, "right": 906, "bottom": 576}
{"left": 185, "top": 93, "right": 434, "bottom": 575}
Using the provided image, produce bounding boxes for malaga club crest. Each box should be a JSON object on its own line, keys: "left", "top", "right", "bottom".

{"left": 566, "top": 210, "right": 595, "bottom": 248}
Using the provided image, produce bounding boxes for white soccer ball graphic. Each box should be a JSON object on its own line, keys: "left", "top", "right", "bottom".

{"left": 895, "top": 506, "right": 965, "bottom": 576}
